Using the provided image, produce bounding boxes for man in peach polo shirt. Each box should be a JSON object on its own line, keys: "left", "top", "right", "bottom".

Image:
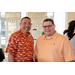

{"left": 34, "top": 18, "right": 75, "bottom": 62}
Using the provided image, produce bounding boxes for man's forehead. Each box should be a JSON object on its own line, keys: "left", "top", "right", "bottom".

{"left": 21, "top": 18, "right": 31, "bottom": 22}
{"left": 44, "top": 21, "right": 53, "bottom": 24}
{"left": 22, "top": 18, "right": 30, "bottom": 21}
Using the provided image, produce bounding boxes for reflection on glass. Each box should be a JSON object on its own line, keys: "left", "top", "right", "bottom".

{"left": 47, "top": 12, "right": 54, "bottom": 19}
{"left": 1, "top": 12, "right": 5, "bottom": 45}
{"left": 1, "top": 12, "right": 5, "bottom": 17}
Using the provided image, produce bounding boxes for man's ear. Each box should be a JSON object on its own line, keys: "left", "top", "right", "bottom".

{"left": 54, "top": 25, "right": 55, "bottom": 28}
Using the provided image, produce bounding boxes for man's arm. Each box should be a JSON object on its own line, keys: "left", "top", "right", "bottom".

{"left": 35, "top": 55, "right": 38, "bottom": 62}
{"left": 8, "top": 54, "right": 14, "bottom": 62}
{"left": 63, "top": 37, "right": 75, "bottom": 62}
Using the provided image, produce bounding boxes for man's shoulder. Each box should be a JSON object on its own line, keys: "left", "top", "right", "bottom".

{"left": 57, "top": 33, "right": 68, "bottom": 40}
{"left": 10, "top": 30, "right": 21, "bottom": 39}
{"left": 37, "top": 35, "right": 44, "bottom": 40}
{"left": 29, "top": 32, "right": 33, "bottom": 38}
{"left": 11, "top": 30, "right": 21, "bottom": 36}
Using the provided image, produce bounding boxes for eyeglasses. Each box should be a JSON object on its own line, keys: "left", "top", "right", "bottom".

{"left": 22, "top": 22, "right": 32, "bottom": 25}
{"left": 43, "top": 25, "right": 53, "bottom": 28}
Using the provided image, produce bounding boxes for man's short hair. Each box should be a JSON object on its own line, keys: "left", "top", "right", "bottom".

{"left": 43, "top": 18, "right": 54, "bottom": 25}
{"left": 20, "top": 17, "right": 31, "bottom": 23}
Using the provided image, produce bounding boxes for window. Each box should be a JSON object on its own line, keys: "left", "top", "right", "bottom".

{"left": 47, "top": 12, "right": 54, "bottom": 19}
{"left": 54, "top": 12, "right": 66, "bottom": 34}
{"left": 21, "top": 12, "right": 27, "bottom": 18}
{"left": 0, "top": 12, "right": 6, "bottom": 50}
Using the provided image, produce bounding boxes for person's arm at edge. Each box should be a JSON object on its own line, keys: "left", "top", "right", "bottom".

{"left": 8, "top": 54, "right": 14, "bottom": 62}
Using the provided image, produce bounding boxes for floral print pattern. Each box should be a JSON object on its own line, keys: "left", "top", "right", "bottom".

{"left": 6, "top": 29, "right": 34, "bottom": 62}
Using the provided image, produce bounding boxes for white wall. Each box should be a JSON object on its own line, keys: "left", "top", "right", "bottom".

{"left": 54, "top": 12, "right": 66, "bottom": 35}
{"left": 21, "top": 12, "right": 27, "bottom": 19}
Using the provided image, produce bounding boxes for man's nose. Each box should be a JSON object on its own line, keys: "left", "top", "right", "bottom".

{"left": 25, "top": 23, "right": 29, "bottom": 26}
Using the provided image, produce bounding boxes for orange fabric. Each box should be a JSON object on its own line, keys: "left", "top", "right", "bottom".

{"left": 6, "top": 29, "right": 34, "bottom": 62}
{"left": 34, "top": 31, "right": 75, "bottom": 62}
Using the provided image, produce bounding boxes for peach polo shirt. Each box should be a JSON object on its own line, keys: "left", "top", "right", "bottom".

{"left": 34, "top": 31, "right": 75, "bottom": 62}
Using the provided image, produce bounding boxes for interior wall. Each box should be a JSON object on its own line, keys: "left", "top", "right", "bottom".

{"left": 5, "top": 12, "right": 21, "bottom": 18}
{"left": 54, "top": 12, "right": 66, "bottom": 34}
{"left": 66, "top": 12, "right": 75, "bottom": 28}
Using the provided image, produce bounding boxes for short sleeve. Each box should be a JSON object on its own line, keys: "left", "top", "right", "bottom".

{"left": 63, "top": 38, "right": 75, "bottom": 61}
{"left": 5, "top": 34, "right": 17, "bottom": 55}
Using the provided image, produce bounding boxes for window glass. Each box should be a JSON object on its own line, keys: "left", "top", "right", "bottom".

{"left": 0, "top": 12, "right": 6, "bottom": 51}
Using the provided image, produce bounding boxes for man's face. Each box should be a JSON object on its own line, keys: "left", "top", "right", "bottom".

{"left": 20, "top": 18, "right": 31, "bottom": 33}
{"left": 43, "top": 21, "right": 55, "bottom": 37}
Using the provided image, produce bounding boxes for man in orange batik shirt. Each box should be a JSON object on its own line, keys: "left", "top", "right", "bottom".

{"left": 6, "top": 17, "right": 34, "bottom": 62}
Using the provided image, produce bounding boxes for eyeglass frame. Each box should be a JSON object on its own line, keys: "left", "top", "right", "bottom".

{"left": 43, "top": 25, "right": 54, "bottom": 28}
{"left": 21, "top": 22, "right": 32, "bottom": 25}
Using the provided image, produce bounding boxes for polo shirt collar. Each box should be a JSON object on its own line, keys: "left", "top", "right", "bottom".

{"left": 43, "top": 31, "right": 58, "bottom": 40}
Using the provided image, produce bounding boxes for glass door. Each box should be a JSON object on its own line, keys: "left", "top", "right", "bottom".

{"left": 0, "top": 12, "right": 6, "bottom": 52}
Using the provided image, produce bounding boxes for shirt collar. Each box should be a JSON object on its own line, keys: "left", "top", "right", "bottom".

{"left": 19, "top": 28, "right": 30, "bottom": 35}
{"left": 43, "top": 31, "right": 58, "bottom": 40}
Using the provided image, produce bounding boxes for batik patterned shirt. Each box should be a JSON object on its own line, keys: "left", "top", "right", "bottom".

{"left": 6, "top": 29, "right": 34, "bottom": 62}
